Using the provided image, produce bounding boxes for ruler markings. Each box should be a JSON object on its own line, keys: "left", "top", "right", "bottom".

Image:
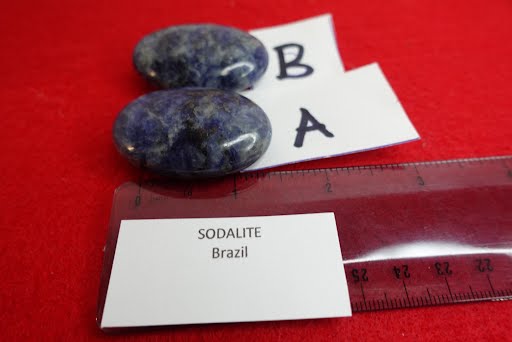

{"left": 232, "top": 175, "right": 237, "bottom": 199}
{"left": 427, "top": 288, "right": 433, "bottom": 304}
{"left": 263, "top": 155, "right": 512, "bottom": 176}
{"left": 118, "top": 156, "right": 512, "bottom": 314}
{"left": 487, "top": 274, "right": 496, "bottom": 295}
{"left": 360, "top": 282, "right": 367, "bottom": 310}
{"left": 135, "top": 169, "right": 144, "bottom": 207}
{"left": 445, "top": 277, "right": 454, "bottom": 300}
{"left": 402, "top": 281, "right": 411, "bottom": 306}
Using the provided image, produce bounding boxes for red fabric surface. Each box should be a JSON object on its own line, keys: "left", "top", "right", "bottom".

{"left": 2, "top": 0, "right": 511, "bottom": 341}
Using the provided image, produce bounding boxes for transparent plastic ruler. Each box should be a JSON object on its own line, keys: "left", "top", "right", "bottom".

{"left": 98, "top": 156, "right": 512, "bottom": 321}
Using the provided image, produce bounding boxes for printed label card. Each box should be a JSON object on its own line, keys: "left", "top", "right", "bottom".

{"left": 100, "top": 213, "right": 351, "bottom": 328}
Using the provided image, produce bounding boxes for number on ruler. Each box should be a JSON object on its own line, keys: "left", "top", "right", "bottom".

{"left": 351, "top": 268, "right": 368, "bottom": 283}
{"left": 476, "top": 258, "right": 493, "bottom": 272}
{"left": 393, "top": 265, "right": 411, "bottom": 279}
{"left": 434, "top": 261, "right": 452, "bottom": 275}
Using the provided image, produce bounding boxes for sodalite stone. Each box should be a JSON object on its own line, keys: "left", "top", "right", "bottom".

{"left": 113, "top": 88, "right": 272, "bottom": 178}
{"left": 133, "top": 24, "right": 268, "bottom": 91}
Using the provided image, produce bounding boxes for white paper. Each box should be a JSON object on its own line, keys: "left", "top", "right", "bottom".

{"left": 101, "top": 213, "right": 351, "bottom": 328}
{"left": 240, "top": 15, "right": 419, "bottom": 170}
{"left": 249, "top": 14, "right": 345, "bottom": 90}
{"left": 243, "top": 63, "right": 419, "bottom": 170}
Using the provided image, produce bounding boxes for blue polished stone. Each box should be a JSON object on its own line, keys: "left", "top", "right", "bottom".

{"left": 113, "top": 88, "right": 272, "bottom": 178}
{"left": 133, "top": 24, "right": 268, "bottom": 91}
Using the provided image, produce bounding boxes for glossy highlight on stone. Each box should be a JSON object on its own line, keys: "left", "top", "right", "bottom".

{"left": 133, "top": 24, "right": 268, "bottom": 91}
{"left": 113, "top": 88, "right": 272, "bottom": 178}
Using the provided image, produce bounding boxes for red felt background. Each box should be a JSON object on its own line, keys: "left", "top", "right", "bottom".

{"left": 1, "top": 0, "right": 511, "bottom": 341}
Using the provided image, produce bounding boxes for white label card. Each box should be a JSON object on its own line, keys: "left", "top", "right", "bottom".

{"left": 249, "top": 14, "right": 345, "bottom": 89}
{"left": 241, "top": 14, "right": 420, "bottom": 170}
{"left": 101, "top": 213, "right": 351, "bottom": 328}
{"left": 243, "top": 63, "right": 419, "bottom": 170}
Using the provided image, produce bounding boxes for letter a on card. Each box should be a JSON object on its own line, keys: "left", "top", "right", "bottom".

{"left": 294, "top": 108, "right": 334, "bottom": 148}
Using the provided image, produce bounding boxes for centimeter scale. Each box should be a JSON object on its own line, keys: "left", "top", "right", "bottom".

{"left": 98, "top": 156, "right": 512, "bottom": 317}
